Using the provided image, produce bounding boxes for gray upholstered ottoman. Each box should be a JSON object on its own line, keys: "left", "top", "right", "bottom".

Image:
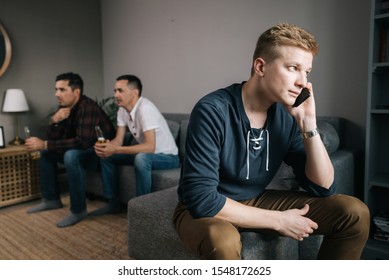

{"left": 127, "top": 186, "right": 322, "bottom": 260}
{"left": 128, "top": 186, "right": 196, "bottom": 260}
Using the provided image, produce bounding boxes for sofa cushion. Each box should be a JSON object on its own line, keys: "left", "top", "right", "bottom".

{"left": 167, "top": 120, "right": 180, "bottom": 142}
{"left": 317, "top": 120, "right": 340, "bottom": 154}
{"left": 152, "top": 168, "right": 181, "bottom": 192}
{"left": 266, "top": 162, "right": 299, "bottom": 191}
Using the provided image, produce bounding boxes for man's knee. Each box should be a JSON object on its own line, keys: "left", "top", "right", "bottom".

{"left": 64, "top": 149, "right": 97, "bottom": 165}
{"left": 63, "top": 150, "right": 84, "bottom": 166}
{"left": 331, "top": 194, "right": 370, "bottom": 233}
{"left": 202, "top": 221, "right": 242, "bottom": 260}
{"left": 63, "top": 150, "right": 80, "bottom": 165}
{"left": 134, "top": 153, "right": 151, "bottom": 170}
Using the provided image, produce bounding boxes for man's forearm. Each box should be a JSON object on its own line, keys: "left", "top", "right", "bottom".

{"left": 303, "top": 134, "right": 334, "bottom": 189}
{"left": 114, "top": 142, "right": 155, "bottom": 155}
{"left": 215, "top": 197, "right": 280, "bottom": 230}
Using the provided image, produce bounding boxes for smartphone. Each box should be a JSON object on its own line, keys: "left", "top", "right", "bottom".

{"left": 293, "top": 88, "right": 311, "bottom": 107}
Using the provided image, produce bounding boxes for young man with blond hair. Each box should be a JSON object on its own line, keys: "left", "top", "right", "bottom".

{"left": 174, "top": 23, "right": 369, "bottom": 260}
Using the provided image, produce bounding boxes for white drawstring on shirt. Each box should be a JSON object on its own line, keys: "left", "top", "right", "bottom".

{"left": 245, "top": 129, "right": 269, "bottom": 179}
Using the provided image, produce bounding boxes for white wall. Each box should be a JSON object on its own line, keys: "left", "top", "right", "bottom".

{"left": 101, "top": 0, "right": 371, "bottom": 150}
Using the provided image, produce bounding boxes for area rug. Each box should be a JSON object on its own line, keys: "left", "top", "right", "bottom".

{"left": 0, "top": 196, "right": 131, "bottom": 260}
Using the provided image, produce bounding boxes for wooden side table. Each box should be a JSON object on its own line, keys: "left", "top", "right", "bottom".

{"left": 0, "top": 145, "right": 40, "bottom": 207}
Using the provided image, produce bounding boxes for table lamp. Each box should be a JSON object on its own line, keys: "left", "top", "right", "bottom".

{"left": 2, "top": 89, "right": 29, "bottom": 145}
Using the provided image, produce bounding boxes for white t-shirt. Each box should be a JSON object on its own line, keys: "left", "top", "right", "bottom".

{"left": 117, "top": 97, "right": 178, "bottom": 155}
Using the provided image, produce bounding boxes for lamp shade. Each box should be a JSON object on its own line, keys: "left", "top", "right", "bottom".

{"left": 2, "top": 89, "right": 29, "bottom": 112}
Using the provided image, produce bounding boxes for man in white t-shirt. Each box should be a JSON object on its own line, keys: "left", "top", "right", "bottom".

{"left": 92, "top": 75, "right": 179, "bottom": 215}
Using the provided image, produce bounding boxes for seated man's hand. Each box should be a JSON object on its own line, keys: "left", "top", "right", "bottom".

{"left": 51, "top": 108, "right": 71, "bottom": 123}
{"left": 276, "top": 204, "right": 318, "bottom": 241}
{"left": 25, "top": 137, "right": 45, "bottom": 152}
{"left": 94, "top": 141, "right": 116, "bottom": 158}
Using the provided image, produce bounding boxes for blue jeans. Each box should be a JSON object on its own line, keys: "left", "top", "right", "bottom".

{"left": 39, "top": 148, "right": 99, "bottom": 213}
{"left": 100, "top": 153, "right": 180, "bottom": 197}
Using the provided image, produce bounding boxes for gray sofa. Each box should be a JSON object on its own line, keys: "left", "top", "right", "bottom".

{"left": 127, "top": 116, "right": 357, "bottom": 259}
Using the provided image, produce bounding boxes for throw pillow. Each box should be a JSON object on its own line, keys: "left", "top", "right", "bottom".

{"left": 317, "top": 120, "right": 340, "bottom": 154}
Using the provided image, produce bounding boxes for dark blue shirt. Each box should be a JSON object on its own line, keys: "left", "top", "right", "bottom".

{"left": 178, "top": 83, "right": 335, "bottom": 218}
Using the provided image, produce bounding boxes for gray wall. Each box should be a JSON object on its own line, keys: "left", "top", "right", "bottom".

{"left": 0, "top": 0, "right": 103, "bottom": 141}
{"left": 100, "top": 0, "right": 370, "bottom": 150}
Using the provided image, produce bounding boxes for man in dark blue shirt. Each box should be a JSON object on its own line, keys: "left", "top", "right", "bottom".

{"left": 174, "top": 23, "right": 369, "bottom": 259}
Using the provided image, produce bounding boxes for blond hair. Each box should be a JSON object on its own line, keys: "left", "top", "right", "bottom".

{"left": 251, "top": 23, "right": 318, "bottom": 75}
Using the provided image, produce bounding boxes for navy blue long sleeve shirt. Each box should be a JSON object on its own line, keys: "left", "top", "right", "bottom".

{"left": 178, "top": 83, "right": 335, "bottom": 219}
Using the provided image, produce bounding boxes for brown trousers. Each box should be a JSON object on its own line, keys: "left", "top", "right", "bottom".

{"left": 173, "top": 190, "right": 370, "bottom": 260}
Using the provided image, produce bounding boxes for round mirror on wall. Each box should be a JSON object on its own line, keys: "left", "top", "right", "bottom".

{"left": 0, "top": 22, "right": 12, "bottom": 77}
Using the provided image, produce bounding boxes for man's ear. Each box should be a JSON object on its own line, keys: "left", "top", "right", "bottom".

{"left": 74, "top": 88, "right": 81, "bottom": 96}
{"left": 133, "top": 88, "right": 140, "bottom": 98}
{"left": 253, "top": 57, "right": 266, "bottom": 77}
